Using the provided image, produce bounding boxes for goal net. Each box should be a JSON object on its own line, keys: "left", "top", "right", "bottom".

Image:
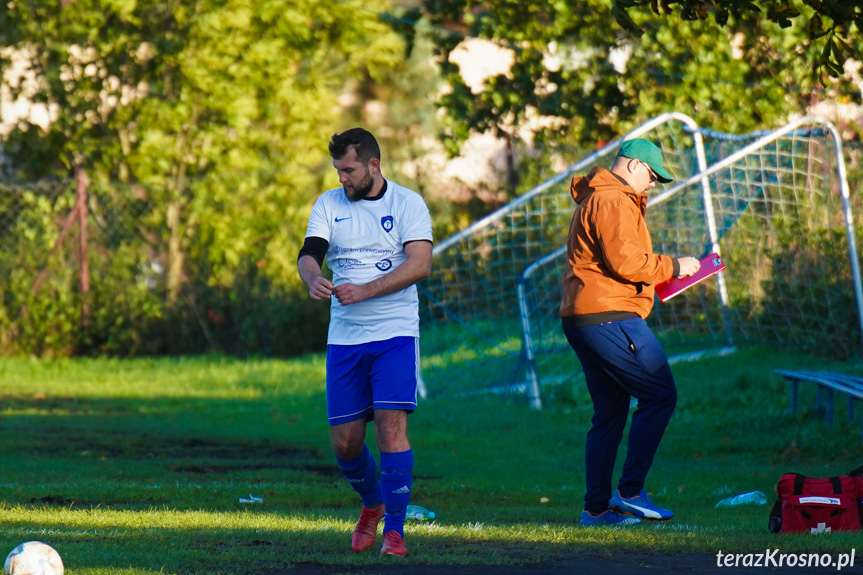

{"left": 418, "top": 113, "right": 708, "bottom": 402}
{"left": 419, "top": 114, "right": 861, "bottom": 407}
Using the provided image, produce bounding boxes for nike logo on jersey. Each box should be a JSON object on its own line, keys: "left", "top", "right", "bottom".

{"left": 335, "top": 216, "right": 352, "bottom": 223}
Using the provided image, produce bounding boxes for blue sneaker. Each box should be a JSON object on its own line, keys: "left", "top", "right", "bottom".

{"left": 610, "top": 489, "right": 673, "bottom": 520}
{"left": 579, "top": 509, "right": 642, "bottom": 527}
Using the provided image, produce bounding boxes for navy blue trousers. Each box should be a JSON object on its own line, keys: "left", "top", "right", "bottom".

{"left": 563, "top": 317, "right": 677, "bottom": 514}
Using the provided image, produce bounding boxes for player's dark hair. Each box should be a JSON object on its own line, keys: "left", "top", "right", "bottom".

{"left": 328, "top": 128, "right": 381, "bottom": 165}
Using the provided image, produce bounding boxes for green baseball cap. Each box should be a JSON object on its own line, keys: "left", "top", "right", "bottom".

{"left": 617, "top": 138, "right": 673, "bottom": 183}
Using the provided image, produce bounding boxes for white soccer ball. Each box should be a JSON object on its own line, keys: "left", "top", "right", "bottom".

{"left": 4, "top": 541, "right": 63, "bottom": 575}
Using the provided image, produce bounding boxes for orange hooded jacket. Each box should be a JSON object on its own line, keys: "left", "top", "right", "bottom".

{"left": 559, "top": 166, "right": 679, "bottom": 323}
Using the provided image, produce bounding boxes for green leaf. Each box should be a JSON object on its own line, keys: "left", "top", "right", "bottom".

{"left": 611, "top": 1, "right": 644, "bottom": 36}
{"left": 825, "top": 59, "right": 843, "bottom": 77}
{"left": 834, "top": 35, "right": 858, "bottom": 59}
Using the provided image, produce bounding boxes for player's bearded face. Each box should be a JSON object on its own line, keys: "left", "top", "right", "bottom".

{"left": 344, "top": 167, "right": 374, "bottom": 202}
{"left": 333, "top": 146, "right": 377, "bottom": 202}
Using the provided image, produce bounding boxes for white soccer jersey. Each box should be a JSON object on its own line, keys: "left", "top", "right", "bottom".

{"left": 305, "top": 180, "right": 433, "bottom": 345}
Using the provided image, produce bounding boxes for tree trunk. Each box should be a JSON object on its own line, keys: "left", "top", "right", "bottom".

{"left": 505, "top": 135, "right": 518, "bottom": 199}
{"left": 166, "top": 200, "right": 184, "bottom": 306}
{"left": 76, "top": 165, "right": 90, "bottom": 329}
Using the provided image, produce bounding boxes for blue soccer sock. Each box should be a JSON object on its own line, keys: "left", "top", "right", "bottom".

{"left": 379, "top": 449, "right": 413, "bottom": 537}
{"left": 335, "top": 445, "right": 382, "bottom": 509}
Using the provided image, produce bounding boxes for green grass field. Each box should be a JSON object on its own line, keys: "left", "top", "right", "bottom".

{"left": 0, "top": 346, "right": 861, "bottom": 574}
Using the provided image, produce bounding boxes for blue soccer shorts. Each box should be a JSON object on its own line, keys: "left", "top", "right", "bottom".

{"left": 326, "top": 336, "right": 419, "bottom": 425}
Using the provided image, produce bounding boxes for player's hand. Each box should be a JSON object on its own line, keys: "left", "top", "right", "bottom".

{"left": 677, "top": 257, "right": 701, "bottom": 278}
{"left": 332, "top": 283, "right": 368, "bottom": 306}
{"left": 309, "top": 276, "right": 334, "bottom": 301}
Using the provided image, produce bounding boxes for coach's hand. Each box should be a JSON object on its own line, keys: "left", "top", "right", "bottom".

{"left": 677, "top": 257, "right": 701, "bottom": 278}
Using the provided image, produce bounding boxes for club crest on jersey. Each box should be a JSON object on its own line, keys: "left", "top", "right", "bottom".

{"left": 381, "top": 215, "right": 394, "bottom": 233}
{"left": 376, "top": 259, "right": 393, "bottom": 271}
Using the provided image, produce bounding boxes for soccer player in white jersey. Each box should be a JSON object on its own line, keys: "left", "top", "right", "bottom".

{"left": 298, "top": 128, "right": 433, "bottom": 557}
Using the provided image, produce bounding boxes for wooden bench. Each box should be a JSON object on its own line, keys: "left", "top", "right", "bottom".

{"left": 774, "top": 369, "right": 863, "bottom": 443}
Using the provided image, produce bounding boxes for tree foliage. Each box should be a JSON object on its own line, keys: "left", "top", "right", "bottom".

{"left": 421, "top": 0, "right": 859, "bottom": 156}
{"left": 612, "top": 0, "right": 861, "bottom": 80}
{"left": 0, "top": 0, "right": 408, "bottom": 356}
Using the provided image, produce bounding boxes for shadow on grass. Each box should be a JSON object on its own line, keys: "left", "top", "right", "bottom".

{"left": 0, "top": 391, "right": 339, "bottom": 510}
{"left": 0, "top": 350, "right": 861, "bottom": 573}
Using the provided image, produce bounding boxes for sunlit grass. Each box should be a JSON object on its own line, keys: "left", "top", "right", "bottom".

{"left": 0, "top": 347, "right": 861, "bottom": 572}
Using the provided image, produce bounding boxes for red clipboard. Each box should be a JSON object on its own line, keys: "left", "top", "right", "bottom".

{"left": 655, "top": 252, "right": 726, "bottom": 303}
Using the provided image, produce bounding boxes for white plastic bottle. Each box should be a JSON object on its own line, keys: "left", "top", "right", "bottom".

{"left": 405, "top": 504, "right": 436, "bottom": 520}
{"left": 715, "top": 490, "right": 767, "bottom": 507}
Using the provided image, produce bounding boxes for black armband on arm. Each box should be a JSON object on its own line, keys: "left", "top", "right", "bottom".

{"left": 403, "top": 239, "right": 433, "bottom": 248}
{"left": 298, "top": 236, "right": 329, "bottom": 268}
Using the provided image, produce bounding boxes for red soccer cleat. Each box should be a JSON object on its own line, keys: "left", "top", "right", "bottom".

{"left": 352, "top": 504, "right": 385, "bottom": 552}
{"left": 380, "top": 530, "right": 408, "bottom": 556}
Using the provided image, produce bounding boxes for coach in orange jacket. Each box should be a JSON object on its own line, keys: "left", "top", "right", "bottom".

{"left": 560, "top": 138, "right": 700, "bottom": 527}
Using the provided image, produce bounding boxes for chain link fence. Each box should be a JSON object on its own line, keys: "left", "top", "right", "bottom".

{"left": 0, "top": 137, "right": 861, "bottom": 358}
{"left": 0, "top": 168, "right": 327, "bottom": 357}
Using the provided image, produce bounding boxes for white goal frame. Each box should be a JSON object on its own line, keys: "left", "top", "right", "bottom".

{"left": 515, "top": 115, "right": 861, "bottom": 408}
{"left": 418, "top": 114, "right": 861, "bottom": 409}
